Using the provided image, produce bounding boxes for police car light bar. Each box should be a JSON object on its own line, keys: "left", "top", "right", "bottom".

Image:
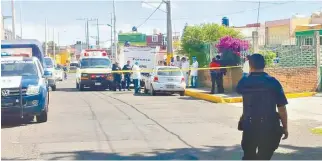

{"left": 1, "top": 52, "right": 31, "bottom": 57}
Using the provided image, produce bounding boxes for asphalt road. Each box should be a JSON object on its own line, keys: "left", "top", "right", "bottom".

{"left": 2, "top": 74, "right": 322, "bottom": 160}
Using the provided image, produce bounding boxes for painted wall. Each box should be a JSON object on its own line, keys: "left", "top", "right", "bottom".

{"left": 290, "top": 18, "right": 311, "bottom": 36}
{"left": 267, "top": 25, "right": 291, "bottom": 45}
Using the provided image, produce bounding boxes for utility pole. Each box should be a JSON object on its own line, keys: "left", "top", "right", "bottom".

{"left": 110, "top": 13, "right": 113, "bottom": 55}
{"left": 113, "top": 0, "right": 117, "bottom": 60}
{"left": 11, "top": 0, "right": 16, "bottom": 39}
{"left": 58, "top": 32, "right": 60, "bottom": 54}
{"left": 86, "top": 20, "right": 90, "bottom": 49}
{"left": 53, "top": 28, "right": 56, "bottom": 62}
{"left": 45, "top": 18, "right": 48, "bottom": 56}
{"left": 165, "top": 0, "right": 173, "bottom": 65}
{"left": 96, "top": 19, "right": 100, "bottom": 48}
{"left": 19, "top": 1, "right": 22, "bottom": 38}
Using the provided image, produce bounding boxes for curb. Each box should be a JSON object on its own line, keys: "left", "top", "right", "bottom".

{"left": 184, "top": 90, "right": 316, "bottom": 104}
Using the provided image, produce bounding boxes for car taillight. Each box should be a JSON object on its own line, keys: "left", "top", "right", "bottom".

{"left": 181, "top": 77, "right": 185, "bottom": 83}
{"left": 102, "top": 52, "right": 107, "bottom": 56}
{"left": 91, "top": 74, "right": 96, "bottom": 78}
{"left": 84, "top": 52, "right": 89, "bottom": 56}
{"left": 153, "top": 76, "right": 158, "bottom": 82}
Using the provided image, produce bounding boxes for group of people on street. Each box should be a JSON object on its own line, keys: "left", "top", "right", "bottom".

{"left": 170, "top": 55, "right": 199, "bottom": 88}
{"left": 111, "top": 60, "right": 141, "bottom": 94}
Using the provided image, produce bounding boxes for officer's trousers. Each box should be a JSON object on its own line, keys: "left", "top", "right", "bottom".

{"left": 241, "top": 126, "right": 283, "bottom": 160}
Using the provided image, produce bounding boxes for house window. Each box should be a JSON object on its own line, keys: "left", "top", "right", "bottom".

{"left": 152, "top": 35, "right": 158, "bottom": 42}
{"left": 304, "top": 37, "right": 313, "bottom": 45}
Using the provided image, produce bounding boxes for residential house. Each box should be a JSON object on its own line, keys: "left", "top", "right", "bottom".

{"left": 265, "top": 15, "right": 311, "bottom": 45}
{"left": 146, "top": 33, "right": 166, "bottom": 50}
{"left": 232, "top": 23, "right": 266, "bottom": 46}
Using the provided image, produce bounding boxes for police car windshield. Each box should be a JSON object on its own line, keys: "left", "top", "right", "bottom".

{"left": 44, "top": 58, "right": 54, "bottom": 68}
{"left": 80, "top": 58, "right": 111, "bottom": 68}
{"left": 157, "top": 67, "right": 182, "bottom": 76}
{"left": 1, "top": 60, "right": 38, "bottom": 77}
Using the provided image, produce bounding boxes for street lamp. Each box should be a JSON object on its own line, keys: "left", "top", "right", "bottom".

{"left": 94, "top": 23, "right": 112, "bottom": 49}
{"left": 76, "top": 18, "right": 97, "bottom": 48}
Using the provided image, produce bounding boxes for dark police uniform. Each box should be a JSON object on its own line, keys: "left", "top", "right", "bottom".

{"left": 122, "top": 64, "right": 132, "bottom": 90}
{"left": 112, "top": 64, "right": 122, "bottom": 91}
{"left": 236, "top": 72, "right": 288, "bottom": 160}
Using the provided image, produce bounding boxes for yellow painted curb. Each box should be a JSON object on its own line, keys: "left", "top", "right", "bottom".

{"left": 185, "top": 90, "right": 317, "bottom": 104}
{"left": 285, "top": 92, "right": 317, "bottom": 99}
{"left": 311, "top": 127, "right": 322, "bottom": 135}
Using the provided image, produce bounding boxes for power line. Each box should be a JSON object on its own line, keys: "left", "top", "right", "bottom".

{"left": 136, "top": 1, "right": 163, "bottom": 28}
{"left": 136, "top": 1, "right": 295, "bottom": 22}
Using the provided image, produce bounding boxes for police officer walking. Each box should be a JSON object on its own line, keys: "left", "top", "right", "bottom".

{"left": 236, "top": 54, "right": 289, "bottom": 160}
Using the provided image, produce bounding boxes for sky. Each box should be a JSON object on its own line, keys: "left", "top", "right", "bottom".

{"left": 1, "top": 0, "right": 322, "bottom": 47}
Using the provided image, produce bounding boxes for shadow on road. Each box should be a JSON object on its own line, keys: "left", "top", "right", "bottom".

{"left": 4, "top": 144, "right": 320, "bottom": 160}
{"left": 177, "top": 97, "right": 202, "bottom": 101}
{"left": 1, "top": 119, "right": 35, "bottom": 129}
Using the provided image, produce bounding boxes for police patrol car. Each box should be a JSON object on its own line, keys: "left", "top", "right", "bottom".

{"left": 76, "top": 49, "right": 113, "bottom": 91}
{"left": 1, "top": 52, "right": 51, "bottom": 123}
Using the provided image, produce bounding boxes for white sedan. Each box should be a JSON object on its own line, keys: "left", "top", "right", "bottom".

{"left": 144, "top": 66, "right": 186, "bottom": 96}
{"left": 54, "top": 66, "right": 65, "bottom": 81}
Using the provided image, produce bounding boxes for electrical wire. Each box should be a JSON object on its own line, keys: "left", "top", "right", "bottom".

{"left": 136, "top": 1, "right": 295, "bottom": 21}
{"left": 136, "top": 1, "right": 164, "bottom": 28}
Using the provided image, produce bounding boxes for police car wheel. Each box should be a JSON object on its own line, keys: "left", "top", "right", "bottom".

{"left": 36, "top": 111, "right": 48, "bottom": 123}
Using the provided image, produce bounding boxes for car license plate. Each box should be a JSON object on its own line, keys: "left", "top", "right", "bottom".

{"left": 166, "top": 84, "right": 174, "bottom": 88}
{"left": 95, "top": 82, "right": 101, "bottom": 86}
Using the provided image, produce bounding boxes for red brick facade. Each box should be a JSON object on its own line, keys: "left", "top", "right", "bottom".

{"left": 199, "top": 67, "right": 318, "bottom": 93}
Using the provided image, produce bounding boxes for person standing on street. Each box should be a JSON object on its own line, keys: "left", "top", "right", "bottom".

{"left": 181, "top": 57, "right": 190, "bottom": 88}
{"left": 112, "top": 62, "right": 122, "bottom": 91}
{"left": 209, "top": 56, "right": 224, "bottom": 94}
{"left": 237, "top": 54, "right": 288, "bottom": 160}
{"left": 122, "top": 60, "right": 132, "bottom": 91}
{"left": 242, "top": 55, "right": 251, "bottom": 77}
{"left": 132, "top": 62, "right": 141, "bottom": 94}
{"left": 174, "top": 56, "right": 182, "bottom": 68}
{"left": 190, "top": 56, "right": 199, "bottom": 88}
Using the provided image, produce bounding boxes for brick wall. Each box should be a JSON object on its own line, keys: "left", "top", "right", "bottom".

{"left": 198, "top": 67, "right": 318, "bottom": 93}
{"left": 266, "top": 67, "right": 318, "bottom": 93}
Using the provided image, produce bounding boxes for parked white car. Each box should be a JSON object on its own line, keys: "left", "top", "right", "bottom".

{"left": 55, "top": 65, "right": 65, "bottom": 81}
{"left": 144, "top": 66, "right": 186, "bottom": 96}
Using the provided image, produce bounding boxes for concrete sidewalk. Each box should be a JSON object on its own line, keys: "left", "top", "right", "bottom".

{"left": 184, "top": 88, "right": 317, "bottom": 103}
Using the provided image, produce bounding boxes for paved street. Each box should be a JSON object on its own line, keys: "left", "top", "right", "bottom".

{"left": 2, "top": 74, "right": 322, "bottom": 160}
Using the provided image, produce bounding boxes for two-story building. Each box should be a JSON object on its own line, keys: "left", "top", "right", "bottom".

{"left": 146, "top": 33, "right": 166, "bottom": 50}
{"left": 265, "top": 14, "right": 311, "bottom": 45}
{"left": 232, "top": 23, "right": 266, "bottom": 46}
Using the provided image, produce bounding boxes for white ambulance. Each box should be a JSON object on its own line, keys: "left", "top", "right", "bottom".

{"left": 75, "top": 49, "right": 113, "bottom": 91}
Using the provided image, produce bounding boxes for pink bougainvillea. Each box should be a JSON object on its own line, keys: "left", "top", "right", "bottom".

{"left": 215, "top": 36, "right": 249, "bottom": 56}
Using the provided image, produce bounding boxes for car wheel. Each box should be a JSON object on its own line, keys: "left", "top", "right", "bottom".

{"left": 36, "top": 98, "right": 48, "bottom": 123}
{"left": 36, "top": 111, "right": 48, "bottom": 123}
{"left": 79, "top": 83, "right": 85, "bottom": 91}
{"left": 144, "top": 86, "right": 148, "bottom": 94}
{"left": 51, "top": 85, "right": 56, "bottom": 91}
{"left": 151, "top": 85, "right": 156, "bottom": 96}
{"left": 179, "top": 91, "right": 185, "bottom": 96}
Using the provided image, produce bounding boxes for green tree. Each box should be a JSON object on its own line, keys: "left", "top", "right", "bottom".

{"left": 258, "top": 50, "right": 277, "bottom": 67}
{"left": 181, "top": 23, "right": 241, "bottom": 66}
